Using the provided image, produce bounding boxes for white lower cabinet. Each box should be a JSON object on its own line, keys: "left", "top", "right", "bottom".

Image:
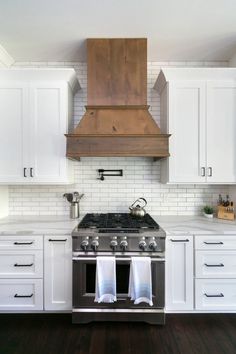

{"left": 165, "top": 235, "right": 194, "bottom": 311}
{"left": 0, "top": 234, "right": 72, "bottom": 312}
{"left": 0, "top": 250, "right": 43, "bottom": 278}
{"left": 2, "top": 232, "right": 236, "bottom": 313}
{"left": 195, "top": 279, "right": 236, "bottom": 311}
{"left": 194, "top": 234, "right": 236, "bottom": 312}
{"left": 0, "top": 279, "right": 43, "bottom": 311}
{"left": 195, "top": 251, "right": 236, "bottom": 278}
{"left": 0, "top": 235, "right": 44, "bottom": 311}
{"left": 0, "top": 235, "right": 43, "bottom": 250}
{"left": 166, "top": 234, "right": 236, "bottom": 312}
{"left": 44, "top": 235, "right": 72, "bottom": 311}
{"left": 195, "top": 235, "right": 236, "bottom": 250}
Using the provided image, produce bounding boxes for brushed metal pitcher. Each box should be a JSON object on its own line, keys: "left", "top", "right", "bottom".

{"left": 70, "top": 202, "right": 79, "bottom": 219}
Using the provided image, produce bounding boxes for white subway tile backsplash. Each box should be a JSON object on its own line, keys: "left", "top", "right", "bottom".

{"left": 8, "top": 60, "right": 229, "bottom": 216}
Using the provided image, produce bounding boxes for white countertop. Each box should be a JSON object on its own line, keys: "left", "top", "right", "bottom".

{"left": 155, "top": 216, "right": 236, "bottom": 235}
{"left": 0, "top": 215, "right": 236, "bottom": 236}
{"left": 0, "top": 216, "right": 80, "bottom": 235}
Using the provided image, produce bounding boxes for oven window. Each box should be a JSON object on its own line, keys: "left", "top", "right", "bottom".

{"left": 86, "top": 264, "right": 130, "bottom": 294}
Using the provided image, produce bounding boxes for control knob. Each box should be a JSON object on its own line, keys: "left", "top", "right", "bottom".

{"left": 91, "top": 238, "right": 99, "bottom": 251}
{"left": 139, "top": 239, "right": 147, "bottom": 251}
{"left": 149, "top": 239, "right": 157, "bottom": 251}
{"left": 110, "top": 238, "right": 118, "bottom": 251}
{"left": 120, "top": 240, "right": 128, "bottom": 251}
{"left": 81, "top": 239, "right": 89, "bottom": 251}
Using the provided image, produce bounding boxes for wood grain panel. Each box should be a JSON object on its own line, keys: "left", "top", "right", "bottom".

{"left": 72, "top": 106, "right": 160, "bottom": 135}
{"left": 87, "top": 39, "right": 111, "bottom": 105}
{"left": 66, "top": 135, "right": 170, "bottom": 158}
{"left": 110, "top": 39, "right": 126, "bottom": 105}
{"left": 87, "top": 39, "right": 147, "bottom": 105}
{"left": 125, "top": 38, "right": 147, "bottom": 105}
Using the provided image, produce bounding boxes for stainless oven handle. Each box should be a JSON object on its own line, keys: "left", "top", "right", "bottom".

{"left": 72, "top": 257, "right": 165, "bottom": 262}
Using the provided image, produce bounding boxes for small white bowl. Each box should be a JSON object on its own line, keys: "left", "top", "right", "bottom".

{"left": 203, "top": 213, "right": 213, "bottom": 219}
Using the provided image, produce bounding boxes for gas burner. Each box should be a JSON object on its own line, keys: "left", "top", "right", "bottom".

{"left": 78, "top": 213, "right": 159, "bottom": 230}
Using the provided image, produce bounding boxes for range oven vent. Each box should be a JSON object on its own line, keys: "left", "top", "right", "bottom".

{"left": 66, "top": 38, "right": 170, "bottom": 159}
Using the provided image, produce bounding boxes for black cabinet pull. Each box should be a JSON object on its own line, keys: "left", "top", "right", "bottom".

{"left": 14, "top": 293, "right": 33, "bottom": 298}
{"left": 204, "top": 263, "right": 224, "bottom": 267}
{"left": 48, "top": 239, "right": 67, "bottom": 242}
{"left": 23, "top": 168, "right": 27, "bottom": 177}
{"left": 170, "top": 239, "right": 189, "bottom": 242}
{"left": 14, "top": 242, "right": 33, "bottom": 245}
{"left": 204, "top": 293, "right": 224, "bottom": 298}
{"left": 14, "top": 263, "right": 33, "bottom": 267}
{"left": 204, "top": 241, "right": 223, "bottom": 245}
{"left": 201, "top": 167, "right": 206, "bottom": 177}
{"left": 208, "top": 167, "right": 213, "bottom": 177}
{"left": 30, "top": 168, "right": 34, "bottom": 177}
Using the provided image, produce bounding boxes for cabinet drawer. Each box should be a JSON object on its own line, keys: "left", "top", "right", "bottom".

{"left": 0, "top": 236, "right": 43, "bottom": 250}
{"left": 0, "top": 279, "right": 43, "bottom": 310}
{"left": 195, "top": 236, "right": 236, "bottom": 250}
{"left": 0, "top": 251, "right": 43, "bottom": 278}
{"left": 195, "top": 251, "right": 236, "bottom": 278}
{"left": 195, "top": 279, "right": 236, "bottom": 310}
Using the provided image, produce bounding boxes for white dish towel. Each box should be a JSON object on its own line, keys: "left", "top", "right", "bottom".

{"left": 128, "top": 257, "right": 153, "bottom": 306}
{"left": 94, "top": 256, "right": 117, "bottom": 303}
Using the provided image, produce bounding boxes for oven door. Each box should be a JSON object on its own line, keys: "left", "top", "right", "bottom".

{"left": 73, "top": 255, "right": 164, "bottom": 309}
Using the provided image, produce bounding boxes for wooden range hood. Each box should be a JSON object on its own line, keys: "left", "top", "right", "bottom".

{"left": 66, "top": 38, "right": 170, "bottom": 159}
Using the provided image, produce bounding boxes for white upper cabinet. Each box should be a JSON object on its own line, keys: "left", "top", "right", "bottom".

{"left": 29, "top": 82, "right": 69, "bottom": 183}
{"left": 167, "top": 81, "right": 206, "bottom": 183}
{"left": 155, "top": 68, "right": 236, "bottom": 184}
{"left": 0, "top": 83, "right": 28, "bottom": 183}
{"left": 206, "top": 81, "right": 236, "bottom": 183}
{"left": 0, "top": 69, "right": 80, "bottom": 184}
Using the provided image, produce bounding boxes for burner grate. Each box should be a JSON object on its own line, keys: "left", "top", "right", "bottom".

{"left": 78, "top": 213, "right": 159, "bottom": 230}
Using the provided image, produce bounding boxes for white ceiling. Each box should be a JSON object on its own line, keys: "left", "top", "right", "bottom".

{"left": 0, "top": 0, "right": 236, "bottom": 62}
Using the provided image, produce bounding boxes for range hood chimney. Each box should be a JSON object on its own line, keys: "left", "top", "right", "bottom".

{"left": 66, "top": 38, "right": 170, "bottom": 159}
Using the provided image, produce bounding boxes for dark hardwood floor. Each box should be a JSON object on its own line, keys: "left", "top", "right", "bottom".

{"left": 0, "top": 314, "right": 236, "bottom": 354}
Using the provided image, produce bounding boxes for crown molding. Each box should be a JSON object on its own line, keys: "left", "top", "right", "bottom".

{"left": 0, "top": 44, "right": 14, "bottom": 67}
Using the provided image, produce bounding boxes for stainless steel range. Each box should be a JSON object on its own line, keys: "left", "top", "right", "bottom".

{"left": 72, "top": 213, "right": 165, "bottom": 325}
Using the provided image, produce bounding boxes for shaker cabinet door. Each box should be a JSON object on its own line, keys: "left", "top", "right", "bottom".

{"left": 206, "top": 81, "right": 236, "bottom": 183}
{"left": 44, "top": 235, "right": 72, "bottom": 311}
{"left": 0, "top": 83, "right": 29, "bottom": 183}
{"left": 165, "top": 235, "right": 194, "bottom": 311}
{"left": 29, "top": 82, "right": 70, "bottom": 184}
{"left": 168, "top": 81, "right": 206, "bottom": 183}
{"left": 158, "top": 71, "right": 236, "bottom": 185}
{"left": 0, "top": 76, "right": 74, "bottom": 185}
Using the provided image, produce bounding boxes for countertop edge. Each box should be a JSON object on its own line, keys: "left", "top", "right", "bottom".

{"left": 0, "top": 215, "right": 236, "bottom": 236}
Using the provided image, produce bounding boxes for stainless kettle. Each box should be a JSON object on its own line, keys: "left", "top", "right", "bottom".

{"left": 129, "top": 198, "right": 147, "bottom": 218}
